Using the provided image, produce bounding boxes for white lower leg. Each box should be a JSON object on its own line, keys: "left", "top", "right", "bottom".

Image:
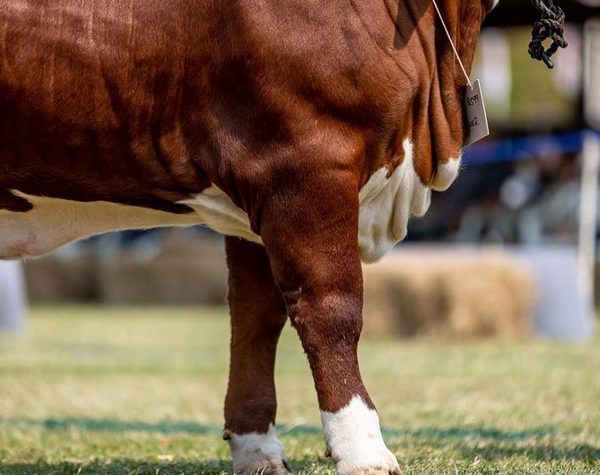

{"left": 321, "top": 397, "right": 400, "bottom": 475}
{"left": 225, "top": 424, "right": 290, "bottom": 474}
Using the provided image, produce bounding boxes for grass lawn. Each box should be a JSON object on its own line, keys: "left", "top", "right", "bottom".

{"left": 0, "top": 305, "right": 599, "bottom": 474}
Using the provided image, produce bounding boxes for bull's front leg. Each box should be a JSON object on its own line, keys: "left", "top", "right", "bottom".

{"left": 224, "top": 236, "right": 291, "bottom": 475}
{"left": 260, "top": 172, "right": 401, "bottom": 475}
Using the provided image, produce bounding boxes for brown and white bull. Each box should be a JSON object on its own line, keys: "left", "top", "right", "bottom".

{"left": 0, "top": 1, "right": 499, "bottom": 473}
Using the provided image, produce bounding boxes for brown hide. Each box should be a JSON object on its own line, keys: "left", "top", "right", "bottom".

{"left": 0, "top": 0, "right": 491, "bottom": 224}
{"left": 0, "top": 2, "right": 496, "bottom": 464}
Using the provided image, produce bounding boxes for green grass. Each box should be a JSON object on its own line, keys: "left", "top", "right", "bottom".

{"left": 0, "top": 305, "right": 599, "bottom": 474}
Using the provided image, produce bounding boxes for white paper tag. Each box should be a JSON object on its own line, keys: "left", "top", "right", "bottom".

{"left": 464, "top": 79, "right": 490, "bottom": 146}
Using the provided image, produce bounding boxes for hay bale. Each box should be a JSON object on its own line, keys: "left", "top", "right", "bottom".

{"left": 99, "top": 232, "right": 228, "bottom": 304}
{"left": 362, "top": 247, "right": 535, "bottom": 339}
{"left": 24, "top": 253, "right": 99, "bottom": 302}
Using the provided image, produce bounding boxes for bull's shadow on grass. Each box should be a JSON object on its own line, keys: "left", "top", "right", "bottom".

{"left": 0, "top": 458, "right": 336, "bottom": 475}
{"left": 0, "top": 417, "right": 224, "bottom": 436}
{"left": 451, "top": 442, "right": 600, "bottom": 463}
{"left": 0, "top": 417, "right": 561, "bottom": 440}
{"left": 1, "top": 418, "right": 599, "bottom": 471}
{"left": 0, "top": 460, "right": 234, "bottom": 475}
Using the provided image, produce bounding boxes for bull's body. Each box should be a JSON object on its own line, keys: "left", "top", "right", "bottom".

{"left": 0, "top": 2, "right": 494, "bottom": 473}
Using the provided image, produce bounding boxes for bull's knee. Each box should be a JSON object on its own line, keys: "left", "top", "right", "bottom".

{"left": 285, "top": 289, "right": 362, "bottom": 352}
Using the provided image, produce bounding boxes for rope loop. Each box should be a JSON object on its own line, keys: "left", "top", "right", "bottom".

{"left": 528, "top": 0, "right": 568, "bottom": 69}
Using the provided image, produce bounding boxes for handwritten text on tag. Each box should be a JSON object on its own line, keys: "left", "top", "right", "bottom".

{"left": 464, "top": 79, "right": 490, "bottom": 146}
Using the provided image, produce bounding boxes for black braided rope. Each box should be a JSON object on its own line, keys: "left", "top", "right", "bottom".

{"left": 528, "top": 0, "right": 568, "bottom": 69}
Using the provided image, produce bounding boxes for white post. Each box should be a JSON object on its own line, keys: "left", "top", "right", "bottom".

{"left": 578, "top": 132, "right": 600, "bottom": 312}
{"left": 0, "top": 261, "right": 27, "bottom": 333}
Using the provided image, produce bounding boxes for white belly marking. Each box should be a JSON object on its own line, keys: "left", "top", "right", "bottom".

{"left": 0, "top": 186, "right": 259, "bottom": 259}
{"left": 180, "top": 185, "right": 260, "bottom": 244}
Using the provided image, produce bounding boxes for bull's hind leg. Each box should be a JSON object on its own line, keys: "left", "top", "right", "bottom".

{"left": 224, "top": 237, "right": 291, "bottom": 475}
{"left": 260, "top": 173, "right": 401, "bottom": 475}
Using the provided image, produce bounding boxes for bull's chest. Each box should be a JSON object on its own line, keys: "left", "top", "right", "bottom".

{"left": 188, "top": 157, "right": 431, "bottom": 263}
{"left": 357, "top": 140, "right": 431, "bottom": 262}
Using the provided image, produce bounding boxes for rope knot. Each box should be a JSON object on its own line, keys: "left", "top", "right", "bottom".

{"left": 528, "top": 0, "right": 568, "bottom": 69}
